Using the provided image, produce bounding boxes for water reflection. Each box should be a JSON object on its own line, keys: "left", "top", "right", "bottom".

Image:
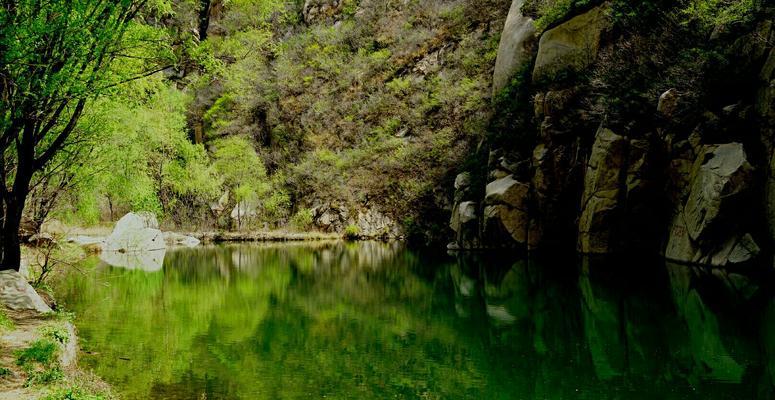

{"left": 99, "top": 248, "right": 166, "bottom": 271}
{"left": 56, "top": 242, "right": 775, "bottom": 399}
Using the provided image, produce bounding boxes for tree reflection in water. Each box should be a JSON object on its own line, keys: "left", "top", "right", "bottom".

{"left": 56, "top": 242, "right": 775, "bottom": 399}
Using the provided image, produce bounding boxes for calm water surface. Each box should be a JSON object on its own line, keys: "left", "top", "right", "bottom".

{"left": 56, "top": 241, "right": 775, "bottom": 399}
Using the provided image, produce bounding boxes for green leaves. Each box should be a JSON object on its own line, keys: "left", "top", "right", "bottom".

{"left": 679, "top": 0, "right": 755, "bottom": 30}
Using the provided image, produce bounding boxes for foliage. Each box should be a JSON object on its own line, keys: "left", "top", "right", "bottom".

{"left": 343, "top": 224, "right": 361, "bottom": 240}
{"left": 57, "top": 84, "right": 221, "bottom": 226}
{"left": 0, "top": 0, "right": 174, "bottom": 267}
{"left": 522, "top": 0, "right": 594, "bottom": 32}
{"left": 43, "top": 386, "right": 106, "bottom": 400}
{"left": 291, "top": 208, "right": 315, "bottom": 230}
{"left": 679, "top": 0, "right": 756, "bottom": 30}
{"left": 40, "top": 325, "right": 70, "bottom": 345}
{"left": 15, "top": 338, "right": 63, "bottom": 386}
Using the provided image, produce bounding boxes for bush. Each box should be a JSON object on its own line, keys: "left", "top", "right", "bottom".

{"left": 291, "top": 208, "right": 314, "bottom": 230}
{"left": 40, "top": 325, "right": 70, "bottom": 345}
{"left": 343, "top": 225, "right": 361, "bottom": 240}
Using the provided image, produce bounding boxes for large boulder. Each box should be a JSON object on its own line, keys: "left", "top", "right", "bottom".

{"left": 0, "top": 270, "right": 52, "bottom": 313}
{"left": 492, "top": 0, "right": 537, "bottom": 95}
{"left": 483, "top": 175, "right": 530, "bottom": 245}
{"left": 665, "top": 143, "right": 759, "bottom": 266}
{"left": 103, "top": 212, "right": 166, "bottom": 253}
{"left": 578, "top": 128, "right": 627, "bottom": 254}
{"left": 532, "top": 5, "right": 610, "bottom": 82}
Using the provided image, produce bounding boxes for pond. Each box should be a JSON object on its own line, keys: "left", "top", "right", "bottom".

{"left": 56, "top": 241, "right": 775, "bottom": 399}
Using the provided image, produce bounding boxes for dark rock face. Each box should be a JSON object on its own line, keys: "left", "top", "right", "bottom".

{"left": 578, "top": 127, "right": 627, "bottom": 254}
{"left": 449, "top": 172, "right": 480, "bottom": 249}
{"left": 483, "top": 175, "right": 530, "bottom": 246}
{"left": 448, "top": 4, "right": 775, "bottom": 266}
{"left": 665, "top": 143, "right": 759, "bottom": 266}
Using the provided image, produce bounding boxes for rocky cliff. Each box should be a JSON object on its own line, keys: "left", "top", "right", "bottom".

{"left": 450, "top": 0, "right": 775, "bottom": 267}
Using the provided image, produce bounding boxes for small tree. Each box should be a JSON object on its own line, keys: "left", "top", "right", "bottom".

{"left": 0, "top": 1, "right": 170, "bottom": 270}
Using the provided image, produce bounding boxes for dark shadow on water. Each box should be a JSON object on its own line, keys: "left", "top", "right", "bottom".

{"left": 56, "top": 242, "right": 775, "bottom": 399}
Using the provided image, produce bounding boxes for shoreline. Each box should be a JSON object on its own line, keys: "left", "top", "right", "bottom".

{"left": 0, "top": 254, "right": 114, "bottom": 399}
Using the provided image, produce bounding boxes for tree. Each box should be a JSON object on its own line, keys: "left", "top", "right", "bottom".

{"left": 0, "top": 1, "right": 168, "bottom": 270}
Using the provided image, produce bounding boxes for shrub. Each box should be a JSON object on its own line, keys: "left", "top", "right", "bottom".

{"left": 343, "top": 225, "right": 361, "bottom": 240}
{"left": 40, "top": 325, "right": 70, "bottom": 345}
{"left": 291, "top": 208, "right": 315, "bottom": 230}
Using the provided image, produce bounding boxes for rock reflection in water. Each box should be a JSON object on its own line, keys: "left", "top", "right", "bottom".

{"left": 99, "top": 248, "right": 166, "bottom": 271}
{"left": 56, "top": 242, "right": 775, "bottom": 399}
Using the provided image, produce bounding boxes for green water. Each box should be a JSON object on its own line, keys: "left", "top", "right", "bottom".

{"left": 56, "top": 241, "right": 775, "bottom": 399}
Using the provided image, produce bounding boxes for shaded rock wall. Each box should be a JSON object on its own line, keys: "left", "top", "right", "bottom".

{"left": 449, "top": 4, "right": 775, "bottom": 267}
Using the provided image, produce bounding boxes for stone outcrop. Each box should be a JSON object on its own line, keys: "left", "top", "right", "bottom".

{"left": 303, "top": 0, "right": 344, "bottom": 24}
{"left": 312, "top": 203, "right": 349, "bottom": 233}
{"left": 450, "top": 201, "right": 479, "bottom": 250}
{"left": 163, "top": 232, "right": 201, "bottom": 248}
{"left": 492, "top": 0, "right": 537, "bottom": 95}
{"left": 657, "top": 89, "right": 680, "bottom": 118}
{"left": 665, "top": 143, "right": 758, "bottom": 266}
{"left": 449, "top": 172, "right": 480, "bottom": 249}
{"left": 310, "top": 203, "right": 402, "bottom": 238}
{"left": 483, "top": 175, "right": 529, "bottom": 246}
{"left": 0, "top": 270, "right": 51, "bottom": 313}
{"left": 532, "top": 5, "right": 610, "bottom": 82}
{"left": 356, "top": 209, "right": 402, "bottom": 238}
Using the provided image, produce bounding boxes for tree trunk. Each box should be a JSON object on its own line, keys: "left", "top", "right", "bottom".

{"left": 198, "top": 0, "right": 212, "bottom": 41}
{"left": 1, "top": 148, "right": 34, "bottom": 271}
{"left": 0, "top": 197, "right": 25, "bottom": 271}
